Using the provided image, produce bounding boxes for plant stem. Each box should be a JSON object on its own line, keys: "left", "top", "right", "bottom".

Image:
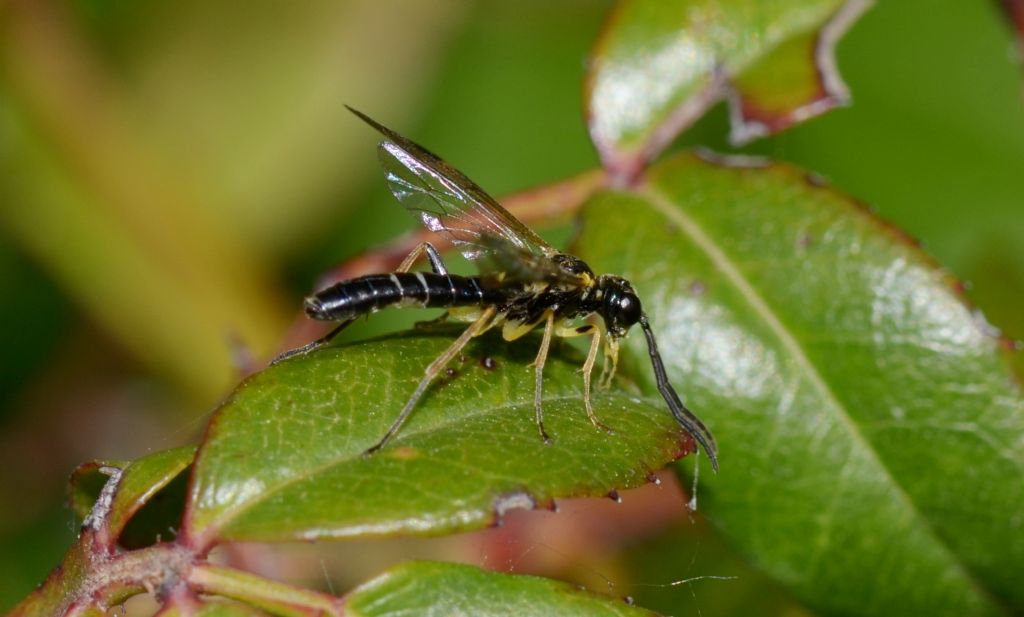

{"left": 187, "top": 563, "right": 343, "bottom": 617}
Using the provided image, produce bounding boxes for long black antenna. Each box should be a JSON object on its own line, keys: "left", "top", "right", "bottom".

{"left": 638, "top": 314, "right": 719, "bottom": 472}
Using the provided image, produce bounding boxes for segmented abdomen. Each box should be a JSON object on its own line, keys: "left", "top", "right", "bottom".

{"left": 305, "top": 272, "right": 504, "bottom": 321}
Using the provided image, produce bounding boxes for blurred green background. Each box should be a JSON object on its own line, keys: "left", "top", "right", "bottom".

{"left": 1, "top": 0, "right": 1021, "bottom": 614}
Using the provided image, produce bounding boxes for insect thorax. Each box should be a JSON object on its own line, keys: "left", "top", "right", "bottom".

{"left": 493, "top": 255, "right": 598, "bottom": 326}
{"left": 550, "top": 253, "right": 595, "bottom": 280}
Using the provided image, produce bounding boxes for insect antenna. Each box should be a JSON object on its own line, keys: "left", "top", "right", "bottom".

{"left": 638, "top": 314, "right": 719, "bottom": 472}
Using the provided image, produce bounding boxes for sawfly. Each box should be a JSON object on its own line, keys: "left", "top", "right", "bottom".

{"left": 277, "top": 107, "right": 718, "bottom": 471}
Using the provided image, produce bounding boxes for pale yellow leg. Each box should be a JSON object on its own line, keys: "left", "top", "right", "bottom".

{"left": 397, "top": 242, "right": 446, "bottom": 274}
{"left": 597, "top": 343, "right": 612, "bottom": 387}
{"left": 531, "top": 312, "right": 556, "bottom": 443}
{"left": 580, "top": 327, "right": 614, "bottom": 433}
{"left": 277, "top": 244, "right": 446, "bottom": 366}
{"left": 401, "top": 242, "right": 455, "bottom": 331}
{"left": 365, "top": 306, "right": 496, "bottom": 454}
{"left": 600, "top": 337, "right": 620, "bottom": 389}
{"left": 549, "top": 321, "right": 615, "bottom": 434}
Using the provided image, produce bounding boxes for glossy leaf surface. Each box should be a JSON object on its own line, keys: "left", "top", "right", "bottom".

{"left": 184, "top": 330, "right": 694, "bottom": 548}
{"left": 585, "top": 0, "right": 869, "bottom": 176}
{"left": 575, "top": 152, "right": 1024, "bottom": 616}
{"left": 343, "top": 561, "right": 657, "bottom": 617}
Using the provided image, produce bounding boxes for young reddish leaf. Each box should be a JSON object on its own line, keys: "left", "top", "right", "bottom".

{"left": 576, "top": 152, "right": 1024, "bottom": 616}
{"left": 585, "top": 0, "right": 871, "bottom": 180}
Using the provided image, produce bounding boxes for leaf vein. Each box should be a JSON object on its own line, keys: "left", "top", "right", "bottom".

{"left": 640, "top": 184, "right": 1003, "bottom": 610}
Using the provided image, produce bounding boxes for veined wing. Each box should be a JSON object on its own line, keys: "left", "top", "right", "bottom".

{"left": 477, "top": 234, "right": 588, "bottom": 286}
{"left": 347, "top": 106, "right": 557, "bottom": 262}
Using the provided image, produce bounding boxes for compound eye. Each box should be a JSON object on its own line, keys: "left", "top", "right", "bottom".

{"left": 617, "top": 293, "right": 642, "bottom": 327}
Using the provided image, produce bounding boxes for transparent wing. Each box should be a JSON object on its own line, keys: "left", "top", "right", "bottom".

{"left": 348, "top": 106, "right": 557, "bottom": 262}
{"left": 476, "top": 234, "right": 587, "bottom": 286}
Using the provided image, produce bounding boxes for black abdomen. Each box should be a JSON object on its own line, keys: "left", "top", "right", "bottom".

{"left": 305, "top": 272, "right": 504, "bottom": 321}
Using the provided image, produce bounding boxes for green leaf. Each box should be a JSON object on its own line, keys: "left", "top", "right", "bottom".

{"left": 68, "top": 458, "right": 125, "bottom": 524}
{"left": 118, "top": 460, "right": 192, "bottom": 550}
{"left": 5, "top": 538, "right": 92, "bottom": 617}
{"left": 585, "top": 0, "right": 870, "bottom": 176}
{"left": 575, "top": 152, "right": 1024, "bottom": 615}
{"left": 344, "top": 561, "right": 657, "bottom": 616}
{"left": 10, "top": 449, "right": 195, "bottom": 616}
{"left": 68, "top": 446, "right": 195, "bottom": 546}
{"left": 184, "top": 331, "right": 693, "bottom": 547}
{"left": 156, "top": 600, "right": 270, "bottom": 617}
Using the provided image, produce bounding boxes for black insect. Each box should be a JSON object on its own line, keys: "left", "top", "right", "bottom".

{"left": 277, "top": 107, "right": 718, "bottom": 471}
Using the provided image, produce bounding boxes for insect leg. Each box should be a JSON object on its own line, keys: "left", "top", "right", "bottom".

{"left": 580, "top": 326, "right": 614, "bottom": 433}
{"left": 596, "top": 333, "right": 613, "bottom": 387}
{"left": 529, "top": 312, "right": 556, "bottom": 443}
{"left": 554, "top": 323, "right": 614, "bottom": 433}
{"left": 400, "top": 242, "right": 455, "bottom": 331}
{"left": 275, "top": 242, "right": 446, "bottom": 365}
{"left": 397, "top": 242, "right": 448, "bottom": 275}
{"left": 271, "top": 318, "right": 356, "bottom": 365}
{"left": 401, "top": 241, "right": 452, "bottom": 325}
{"left": 599, "top": 336, "right": 620, "bottom": 389}
{"left": 585, "top": 327, "right": 614, "bottom": 433}
{"left": 365, "top": 306, "right": 497, "bottom": 455}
